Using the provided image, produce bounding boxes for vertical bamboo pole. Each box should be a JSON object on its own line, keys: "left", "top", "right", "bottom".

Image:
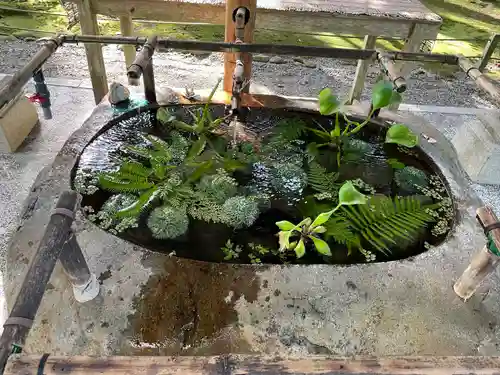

{"left": 120, "top": 12, "right": 136, "bottom": 69}
{"left": 477, "top": 34, "right": 499, "bottom": 72}
{"left": 223, "top": 0, "right": 256, "bottom": 93}
{"left": 76, "top": 0, "right": 108, "bottom": 104}
{"left": 454, "top": 207, "right": 500, "bottom": 301}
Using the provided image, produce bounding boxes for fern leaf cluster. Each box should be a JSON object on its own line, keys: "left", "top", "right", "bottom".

{"left": 340, "top": 195, "right": 435, "bottom": 254}
{"left": 307, "top": 162, "right": 339, "bottom": 194}
{"left": 268, "top": 118, "right": 307, "bottom": 145}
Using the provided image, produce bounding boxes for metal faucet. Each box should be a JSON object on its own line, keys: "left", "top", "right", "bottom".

{"left": 230, "top": 6, "right": 249, "bottom": 116}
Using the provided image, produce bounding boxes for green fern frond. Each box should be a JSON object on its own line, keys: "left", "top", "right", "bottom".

{"left": 119, "top": 161, "right": 152, "bottom": 178}
{"left": 98, "top": 173, "right": 153, "bottom": 192}
{"left": 341, "top": 195, "right": 435, "bottom": 254}
{"left": 307, "top": 162, "right": 339, "bottom": 193}
{"left": 324, "top": 216, "right": 360, "bottom": 251}
{"left": 269, "top": 118, "right": 307, "bottom": 143}
{"left": 143, "top": 134, "right": 172, "bottom": 161}
{"left": 125, "top": 145, "right": 153, "bottom": 159}
{"left": 116, "top": 187, "right": 160, "bottom": 217}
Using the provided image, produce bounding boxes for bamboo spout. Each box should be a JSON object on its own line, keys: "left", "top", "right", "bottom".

{"left": 454, "top": 207, "right": 500, "bottom": 301}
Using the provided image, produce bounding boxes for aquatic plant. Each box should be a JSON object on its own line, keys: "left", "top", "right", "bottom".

{"left": 222, "top": 196, "right": 260, "bottom": 229}
{"left": 276, "top": 181, "right": 367, "bottom": 258}
{"left": 157, "top": 78, "right": 230, "bottom": 159}
{"left": 340, "top": 195, "right": 437, "bottom": 254}
{"left": 307, "top": 161, "right": 339, "bottom": 196}
{"left": 197, "top": 169, "right": 238, "bottom": 204}
{"left": 88, "top": 194, "right": 139, "bottom": 234}
{"left": 221, "top": 239, "right": 242, "bottom": 260}
{"left": 312, "top": 81, "right": 418, "bottom": 168}
{"left": 147, "top": 205, "right": 189, "bottom": 239}
{"left": 269, "top": 163, "right": 307, "bottom": 201}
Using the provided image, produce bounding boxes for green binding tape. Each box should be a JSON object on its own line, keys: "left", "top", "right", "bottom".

{"left": 11, "top": 344, "right": 22, "bottom": 354}
{"left": 488, "top": 232, "right": 500, "bottom": 256}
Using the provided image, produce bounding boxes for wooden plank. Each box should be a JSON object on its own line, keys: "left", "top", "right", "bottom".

{"left": 119, "top": 13, "right": 136, "bottom": 68}
{"left": 75, "top": 0, "right": 441, "bottom": 38}
{"left": 348, "top": 35, "right": 377, "bottom": 104}
{"left": 478, "top": 34, "right": 500, "bottom": 73}
{"left": 223, "top": 0, "right": 257, "bottom": 93}
{"left": 76, "top": 0, "right": 108, "bottom": 104}
{"left": 7, "top": 355, "right": 500, "bottom": 374}
{"left": 399, "top": 23, "right": 436, "bottom": 77}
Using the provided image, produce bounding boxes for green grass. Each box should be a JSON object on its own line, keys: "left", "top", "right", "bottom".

{"left": 0, "top": 0, "right": 498, "bottom": 60}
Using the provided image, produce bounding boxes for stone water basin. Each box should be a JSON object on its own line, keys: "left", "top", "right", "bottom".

{"left": 5, "top": 95, "right": 498, "bottom": 357}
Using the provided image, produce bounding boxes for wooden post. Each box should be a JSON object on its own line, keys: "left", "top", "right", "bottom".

{"left": 399, "top": 23, "right": 429, "bottom": 77}
{"left": 477, "top": 34, "right": 499, "bottom": 72}
{"left": 348, "top": 35, "right": 377, "bottom": 104}
{"left": 223, "top": 0, "right": 256, "bottom": 93}
{"left": 119, "top": 13, "right": 136, "bottom": 69}
{"left": 454, "top": 206, "right": 500, "bottom": 301}
{"left": 76, "top": 0, "right": 109, "bottom": 104}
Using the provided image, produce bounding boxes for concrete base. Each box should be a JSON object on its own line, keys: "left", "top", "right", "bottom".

{"left": 0, "top": 94, "right": 39, "bottom": 152}
{"left": 4, "top": 100, "right": 500, "bottom": 357}
{"left": 452, "top": 110, "right": 500, "bottom": 185}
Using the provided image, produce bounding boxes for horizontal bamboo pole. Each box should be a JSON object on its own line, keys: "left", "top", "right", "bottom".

{"left": 0, "top": 36, "right": 62, "bottom": 110}
{"left": 458, "top": 56, "right": 500, "bottom": 106}
{"left": 377, "top": 51, "right": 407, "bottom": 93}
{"left": 7, "top": 355, "right": 500, "bottom": 374}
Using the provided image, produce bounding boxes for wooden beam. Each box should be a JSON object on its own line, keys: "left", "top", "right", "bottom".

{"left": 7, "top": 355, "right": 500, "bottom": 374}
{"left": 477, "top": 34, "right": 500, "bottom": 72}
{"left": 348, "top": 35, "right": 377, "bottom": 104}
{"left": 66, "top": 0, "right": 441, "bottom": 39}
{"left": 119, "top": 12, "right": 136, "bottom": 69}
{"left": 223, "top": 0, "right": 257, "bottom": 93}
{"left": 399, "top": 23, "right": 435, "bottom": 77}
{"left": 76, "top": 0, "right": 108, "bottom": 104}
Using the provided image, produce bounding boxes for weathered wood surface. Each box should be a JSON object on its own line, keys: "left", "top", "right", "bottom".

{"left": 76, "top": 0, "right": 108, "bottom": 104}
{"left": 478, "top": 34, "right": 499, "bottom": 72}
{"left": 7, "top": 355, "right": 500, "bottom": 374}
{"left": 454, "top": 207, "right": 500, "bottom": 300}
{"left": 224, "top": 0, "right": 256, "bottom": 93}
{"left": 119, "top": 12, "right": 136, "bottom": 68}
{"left": 348, "top": 35, "right": 377, "bottom": 104}
{"left": 0, "top": 191, "right": 78, "bottom": 373}
{"left": 66, "top": 0, "right": 441, "bottom": 38}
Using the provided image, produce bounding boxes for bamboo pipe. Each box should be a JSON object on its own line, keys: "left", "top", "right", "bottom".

{"left": 454, "top": 207, "right": 500, "bottom": 301}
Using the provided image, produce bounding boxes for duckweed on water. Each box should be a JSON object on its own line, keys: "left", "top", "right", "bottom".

{"left": 74, "top": 81, "right": 454, "bottom": 264}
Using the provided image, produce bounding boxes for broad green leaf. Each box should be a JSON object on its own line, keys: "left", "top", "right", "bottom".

{"left": 309, "top": 236, "right": 331, "bottom": 256}
{"left": 371, "top": 81, "right": 393, "bottom": 110}
{"left": 339, "top": 181, "right": 367, "bottom": 206}
{"left": 151, "top": 157, "right": 167, "bottom": 179}
{"left": 276, "top": 220, "right": 296, "bottom": 231}
{"left": 387, "top": 158, "right": 405, "bottom": 169}
{"left": 187, "top": 136, "right": 207, "bottom": 159}
{"left": 385, "top": 124, "right": 418, "bottom": 147}
{"left": 390, "top": 91, "right": 403, "bottom": 106}
{"left": 278, "top": 231, "right": 292, "bottom": 251}
{"left": 318, "top": 88, "right": 341, "bottom": 115}
{"left": 116, "top": 187, "right": 159, "bottom": 218}
{"left": 156, "top": 107, "right": 176, "bottom": 124}
{"left": 294, "top": 239, "right": 306, "bottom": 258}
{"left": 188, "top": 160, "right": 213, "bottom": 182}
{"left": 312, "top": 225, "right": 326, "bottom": 234}
{"left": 311, "top": 211, "right": 334, "bottom": 228}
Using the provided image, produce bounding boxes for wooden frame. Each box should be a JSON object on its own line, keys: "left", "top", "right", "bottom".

{"left": 6, "top": 355, "right": 500, "bottom": 374}
{"left": 67, "top": 0, "right": 441, "bottom": 104}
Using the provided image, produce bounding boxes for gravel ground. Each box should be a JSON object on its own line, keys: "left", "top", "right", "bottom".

{"left": 0, "top": 39, "right": 496, "bottom": 108}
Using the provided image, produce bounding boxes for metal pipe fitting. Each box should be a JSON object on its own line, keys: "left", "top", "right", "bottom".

{"left": 127, "top": 35, "right": 158, "bottom": 103}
